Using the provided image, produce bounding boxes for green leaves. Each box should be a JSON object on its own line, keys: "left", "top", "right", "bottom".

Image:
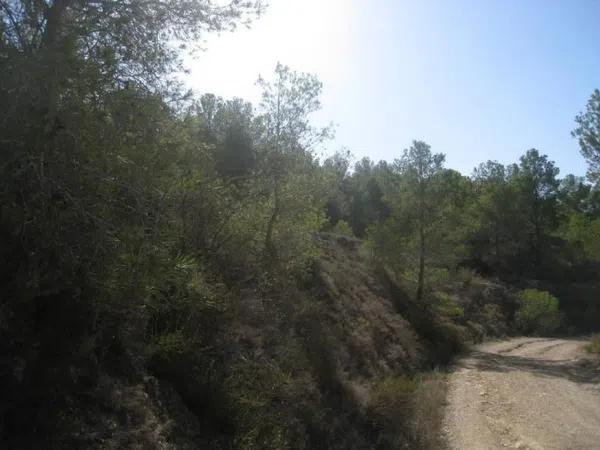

{"left": 469, "top": 151, "right": 563, "bottom": 276}
{"left": 573, "top": 89, "right": 600, "bottom": 183}
{"left": 559, "top": 213, "right": 600, "bottom": 261}
{"left": 370, "top": 141, "right": 471, "bottom": 299}
{"left": 1, "top": 0, "right": 263, "bottom": 93}
{"left": 257, "top": 62, "right": 333, "bottom": 153}
{"left": 516, "top": 289, "right": 561, "bottom": 335}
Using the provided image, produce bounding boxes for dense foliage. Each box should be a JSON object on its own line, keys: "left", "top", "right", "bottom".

{"left": 1, "top": 2, "right": 600, "bottom": 448}
{"left": 515, "top": 289, "right": 561, "bottom": 335}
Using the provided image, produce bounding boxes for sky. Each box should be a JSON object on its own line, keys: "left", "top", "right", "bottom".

{"left": 184, "top": 0, "right": 600, "bottom": 176}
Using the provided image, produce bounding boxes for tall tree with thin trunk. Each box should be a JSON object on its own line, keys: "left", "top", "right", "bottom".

{"left": 395, "top": 141, "right": 445, "bottom": 300}
{"left": 256, "top": 63, "right": 331, "bottom": 259}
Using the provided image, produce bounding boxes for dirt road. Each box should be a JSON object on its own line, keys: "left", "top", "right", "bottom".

{"left": 443, "top": 337, "right": 600, "bottom": 450}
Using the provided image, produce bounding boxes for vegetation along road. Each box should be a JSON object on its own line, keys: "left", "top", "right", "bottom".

{"left": 443, "top": 338, "right": 600, "bottom": 450}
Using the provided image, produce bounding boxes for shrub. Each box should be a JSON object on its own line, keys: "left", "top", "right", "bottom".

{"left": 481, "top": 303, "right": 507, "bottom": 336}
{"left": 224, "top": 360, "right": 314, "bottom": 450}
{"left": 369, "top": 376, "right": 418, "bottom": 421}
{"left": 426, "top": 268, "right": 451, "bottom": 288}
{"left": 369, "top": 376, "right": 417, "bottom": 447}
{"left": 515, "top": 289, "right": 561, "bottom": 335}
{"left": 368, "top": 373, "right": 447, "bottom": 450}
{"left": 433, "top": 292, "right": 464, "bottom": 320}
{"left": 586, "top": 335, "right": 600, "bottom": 354}
{"left": 331, "top": 220, "right": 354, "bottom": 236}
{"left": 431, "top": 319, "right": 468, "bottom": 362}
{"left": 466, "top": 320, "right": 486, "bottom": 343}
{"left": 146, "top": 331, "right": 217, "bottom": 412}
{"left": 454, "top": 267, "right": 474, "bottom": 287}
{"left": 410, "top": 372, "right": 447, "bottom": 450}
{"left": 293, "top": 303, "right": 339, "bottom": 391}
{"left": 483, "top": 303, "right": 502, "bottom": 324}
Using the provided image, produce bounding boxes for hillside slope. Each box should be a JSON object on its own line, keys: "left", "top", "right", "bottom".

{"left": 5, "top": 234, "right": 519, "bottom": 449}
{"left": 142, "top": 233, "right": 518, "bottom": 449}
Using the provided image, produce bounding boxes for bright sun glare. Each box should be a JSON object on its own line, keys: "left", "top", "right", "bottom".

{"left": 184, "top": 0, "right": 356, "bottom": 103}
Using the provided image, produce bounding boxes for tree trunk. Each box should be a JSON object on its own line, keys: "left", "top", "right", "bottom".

{"left": 264, "top": 182, "right": 280, "bottom": 259}
{"left": 41, "top": 0, "right": 68, "bottom": 47}
{"left": 494, "top": 220, "right": 500, "bottom": 271}
{"left": 416, "top": 221, "right": 425, "bottom": 301}
{"left": 40, "top": 0, "right": 71, "bottom": 117}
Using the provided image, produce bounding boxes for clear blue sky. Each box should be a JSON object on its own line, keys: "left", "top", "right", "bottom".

{"left": 186, "top": 0, "right": 600, "bottom": 177}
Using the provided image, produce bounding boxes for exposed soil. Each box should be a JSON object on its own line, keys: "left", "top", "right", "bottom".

{"left": 443, "top": 337, "right": 600, "bottom": 450}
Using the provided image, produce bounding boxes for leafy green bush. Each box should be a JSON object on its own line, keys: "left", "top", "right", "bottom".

{"left": 483, "top": 303, "right": 502, "bottom": 323}
{"left": 516, "top": 289, "right": 561, "bottom": 335}
{"left": 433, "top": 292, "right": 464, "bottom": 319}
{"left": 481, "top": 303, "right": 507, "bottom": 336}
{"left": 331, "top": 220, "right": 354, "bottom": 236}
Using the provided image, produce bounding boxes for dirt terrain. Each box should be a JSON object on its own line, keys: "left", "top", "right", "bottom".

{"left": 443, "top": 337, "right": 600, "bottom": 450}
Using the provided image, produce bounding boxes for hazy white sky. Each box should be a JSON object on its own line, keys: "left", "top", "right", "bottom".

{"left": 185, "top": 0, "right": 356, "bottom": 102}
{"left": 184, "top": 0, "right": 600, "bottom": 176}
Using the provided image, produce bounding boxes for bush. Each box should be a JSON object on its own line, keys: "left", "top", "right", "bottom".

{"left": 426, "top": 268, "right": 451, "bottom": 288}
{"left": 454, "top": 267, "right": 474, "bottom": 287}
{"left": 368, "top": 373, "right": 447, "bottom": 450}
{"left": 146, "top": 331, "right": 221, "bottom": 416}
{"left": 331, "top": 220, "right": 354, "bottom": 236}
{"left": 515, "top": 289, "right": 561, "bottom": 335}
{"left": 369, "top": 376, "right": 418, "bottom": 447}
{"left": 482, "top": 303, "right": 502, "bottom": 323}
{"left": 369, "top": 376, "right": 417, "bottom": 421}
{"left": 586, "top": 335, "right": 600, "bottom": 354}
{"left": 224, "top": 360, "right": 314, "bottom": 450}
{"left": 481, "top": 303, "right": 507, "bottom": 336}
{"left": 433, "top": 292, "right": 464, "bottom": 320}
{"left": 410, "top": 372, "right": 447, "bottom": 450}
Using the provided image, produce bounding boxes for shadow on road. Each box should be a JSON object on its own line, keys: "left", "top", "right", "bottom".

{"left": 461, "top": 351, "right": 600, "bottom": 384}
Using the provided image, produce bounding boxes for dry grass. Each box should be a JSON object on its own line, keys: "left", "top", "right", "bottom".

{"left": 367, "top": 371, "right": 448, "bottom": 450}
{"left": 410, "top": 371, "right": 448, "bottom": 450}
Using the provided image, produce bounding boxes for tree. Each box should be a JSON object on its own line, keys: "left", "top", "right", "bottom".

{"left": 468, "top": 152, "right": 563, "bottom": 276}
{"left": 470, "top": 161, "right": 523, "bottom": 272}
{"left": 1, "top": 1, "right": 263, "bottom": 82}
{"left": 256, "top": 63, "right": 332, "bottom": 259}
{"left": 557, "top": 174, "right": 595, "bottom": 218}
{"left": 212, "top": 98, "right": 256, "bottom": 179}
{"left": 573, "top": 89, "right": 600, "bottom": 183}
{"left": 344, "top": 157, "right": 392, "bottom": 236}
{"left": 368, "top": 143, "right": 476, "bottom": 299}
{"left": 560, "top": 213, "right": 600, "bottom": 262}
{"left": 322, "top": 149, "right": 353, "bottom": 226}
{"left": 0, "top": 2, "right": 264, "bottom": 445}
{"left": 394, "top": 141, "right": 445, "bottom": 300}
{"left": 516, "top": 289, "right": 561, "bottom": 335}
{"left": 513, "top": 149, "right": 560, "bottom": 269}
